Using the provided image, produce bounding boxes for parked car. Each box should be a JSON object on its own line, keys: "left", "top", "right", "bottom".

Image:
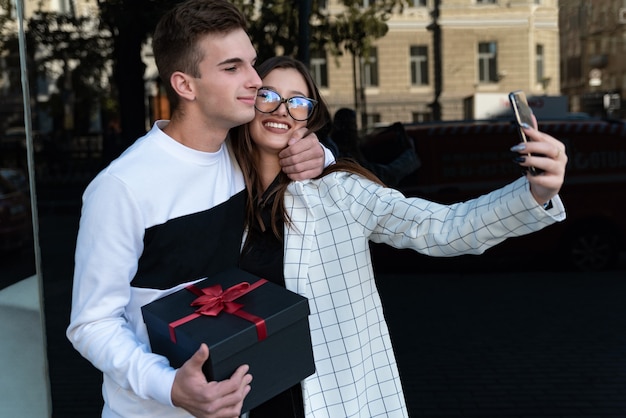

{"left": 0, "top": 168, "right": 31, "bottom": 253}
{"left": 0, "top": 168, "right": 29, "bottom": 195}
{"left": 0, "top": 127, "right": 44, "bottom": 170}
{"left": 362, "top": 118, "right": 626, "bottom": 272}
{"left": 1, "top": 127, "right": 44, "bottom": 152}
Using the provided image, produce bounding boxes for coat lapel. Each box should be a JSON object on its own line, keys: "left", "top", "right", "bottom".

{"left": 283, "top": 183, "right": 315, "bottom": 297}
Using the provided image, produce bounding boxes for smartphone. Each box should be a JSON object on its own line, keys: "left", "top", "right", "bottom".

{"left": 509, "top": 90, "right": 542, "bottom": 175}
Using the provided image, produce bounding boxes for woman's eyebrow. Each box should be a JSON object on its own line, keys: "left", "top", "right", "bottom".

{"left": 261, "top": 86, "right": 308, "bottom": 97}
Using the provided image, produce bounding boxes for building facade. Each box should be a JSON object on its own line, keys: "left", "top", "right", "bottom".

{"left": 1, "top": 0, "right": 100, "bottom": 132}
{"left": 559, "top": 0, "right": 626, "bottom": 119}
{"left": 8, "top": 1, "right": 626, "bottom": 131}
{"left": 318, "top": 0, "right": 560, "bottom": 127}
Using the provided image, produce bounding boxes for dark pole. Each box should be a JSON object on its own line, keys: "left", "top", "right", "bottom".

{"left": 352, "top": 54, "right": 359, "bottom": 115}
{"left": 298, "top": 0, "right": 312, "bottom": 65}
{"left": 359, "top": 55, "right": 367, "bottom": 130}
{"left": 427, "top": 0, "right": 442, "bottom": 121}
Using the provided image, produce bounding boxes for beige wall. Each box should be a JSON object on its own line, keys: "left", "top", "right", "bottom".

{"left": 560, "top": 0, "right": 626, "bottom": 117}
{"left": 21, "top": 0, "right": 97, "bottom": 17}
{"left": 9, "top": 0, "right": 567, "bottom": 125}
{"left": 323, "top": 0, "right": 560, "bottom": 125}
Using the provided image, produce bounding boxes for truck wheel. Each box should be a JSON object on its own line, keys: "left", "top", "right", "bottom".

{"left": 564, "top": 224, "right": 618, "bottom": 272}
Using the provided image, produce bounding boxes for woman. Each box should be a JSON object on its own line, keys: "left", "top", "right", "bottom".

{"left": 230, "top": 56, "right": 567, "bottom": 417}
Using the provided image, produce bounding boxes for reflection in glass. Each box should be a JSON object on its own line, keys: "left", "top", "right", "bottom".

{"left": 0, "top": 0, "right": 51, "bottom": 416}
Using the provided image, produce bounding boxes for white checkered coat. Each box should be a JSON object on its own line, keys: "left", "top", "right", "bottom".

{"left": 280, "top": 172, "right": 565, "bottom": 418}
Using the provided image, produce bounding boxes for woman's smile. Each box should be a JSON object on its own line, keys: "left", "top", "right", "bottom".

{"left": 263, "top": 121, "right": 290, "bottom": 131}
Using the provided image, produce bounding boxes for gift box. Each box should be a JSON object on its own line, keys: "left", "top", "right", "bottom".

{"left": 142, "top": 267, "right": 315, "bottom": 413}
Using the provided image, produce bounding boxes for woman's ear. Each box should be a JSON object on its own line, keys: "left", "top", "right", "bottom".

{"left": 170, "top": 71, "right": 196, "bottom": 102}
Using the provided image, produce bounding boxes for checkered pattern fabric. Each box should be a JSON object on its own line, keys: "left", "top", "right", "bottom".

{"left": 282, "top": 173, "right": 564, "bottom": 417}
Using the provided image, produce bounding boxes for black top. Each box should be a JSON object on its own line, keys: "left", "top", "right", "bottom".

{"left": 239, "top": 177, "right": 285, "bottom": 286}
{"left": 238, "top": 178, "right": 305, "bottom": 418}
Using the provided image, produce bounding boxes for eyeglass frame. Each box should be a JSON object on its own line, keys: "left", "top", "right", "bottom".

{"left": 254, "top": 87, "right": 318, "bottom": 121}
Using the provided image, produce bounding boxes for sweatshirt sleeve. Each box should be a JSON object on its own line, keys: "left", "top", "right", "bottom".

{"left": 66, "top": 172, "right": 178, "bottom": 406}
{"left": 322, "top": 142, "right": 337, "bottom": 167}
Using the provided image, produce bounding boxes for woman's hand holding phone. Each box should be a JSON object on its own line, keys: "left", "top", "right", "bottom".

{"left": 509, "top": 114, "right": 567, "bottom": 206}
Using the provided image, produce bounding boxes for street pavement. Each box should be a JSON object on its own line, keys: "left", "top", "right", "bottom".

{"left": 377, "top": 268, "right": 626, "bottom": 418}
{"left": 30, "top": 204, "right": 626, "bottom": 417}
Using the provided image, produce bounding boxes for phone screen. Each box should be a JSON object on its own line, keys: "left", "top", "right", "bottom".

{"left": 509, "top": 90, "right": 541, "bottom": 175}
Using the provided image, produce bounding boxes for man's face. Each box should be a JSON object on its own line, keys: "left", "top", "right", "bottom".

{"left": 191, "top": 28, "right": 262, "bottom": 132}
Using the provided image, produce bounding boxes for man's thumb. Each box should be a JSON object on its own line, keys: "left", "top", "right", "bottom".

{"left": 190, "top": 343, "right": 209, "bottom": 367}
{"left": 289, "top": 127, "right": 313, "bottom": 145}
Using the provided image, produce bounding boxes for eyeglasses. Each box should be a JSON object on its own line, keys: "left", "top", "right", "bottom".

{"left": 255, "top": 87, "right": 317, "bottom": 121}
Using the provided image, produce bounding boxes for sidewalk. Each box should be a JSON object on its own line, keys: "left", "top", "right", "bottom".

{"left": 0, "top": 275, "right": 51, "bottom": 417}
{"left": 376, "top": 267, "right": 626, "bottom": 417}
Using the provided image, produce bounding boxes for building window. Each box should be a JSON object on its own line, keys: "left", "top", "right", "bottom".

{"left": 536, "top": 44, "right": 545, "bottom": 83}
{"left": 477, "top": 0, "right": 496, "bottom": 4}
{"left": 412, "top": 112, "right": 432, "bottom": 123}
{"left": 361, "top": 47, "right": 379, "bottom": 87}
{"left": 478, "top": 41, "right": 498, "bottom": 83}
{"left": 55, "top": 0, "right": 75, "bottom": 15}
{"left": 410, "top": 45, "right": 429, "bottom": 86}
{"left": 365, "top": 113, "right": 381, "bottom": 128}
{"left": 1, "top": 1, "right": 16, "bottom": 19}
{"left": 310, "top": 50, "right": 328, "bottom": 88}
{"left": 408, "top": 0, "right": 428, "bottom": 6}
{"left": 314, "top": 0, "right": 328, "bottom": 9}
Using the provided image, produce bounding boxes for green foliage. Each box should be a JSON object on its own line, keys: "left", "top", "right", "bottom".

{"left": 238, "top": 0, "right": 300, "bottom": 63}
{"left": 0, "top": 0, "right": 410, "bottom": 136}
{"left": 232, "top": 0, "right": 406, "bottom": 64}
{"left": 328, "top": 0, "right": 406, "bottom": 59}
{"left": 0, "top": 0, "right": 11, "bottom": 29}
{"left": 0, "top": 6, "right": 117, "bottom": 133}
{"left": 27, "top": 11, "right": 112, "bottom": 89}
{"left": 96, "top": 0, "right": 174, "bottom": 44}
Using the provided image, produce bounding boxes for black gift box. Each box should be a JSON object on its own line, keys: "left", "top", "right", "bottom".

{"left": 141, "top": 267, "right": 315, "bottom": 413}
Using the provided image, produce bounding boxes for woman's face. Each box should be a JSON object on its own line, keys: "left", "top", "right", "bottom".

{"left": 249, "top": 67, "right": 310, "bottom": 155}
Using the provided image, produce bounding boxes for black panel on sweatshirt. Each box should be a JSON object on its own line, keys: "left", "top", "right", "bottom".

{"left": 132, "top": 190, "right": 246, "bottom": 289}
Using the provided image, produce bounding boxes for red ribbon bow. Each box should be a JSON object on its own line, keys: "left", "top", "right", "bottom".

{"left": 190, "top": 282, "right": 250, "bottom": 316}
{"left": 168, "top": 279, "right": 268, "bottom": 343}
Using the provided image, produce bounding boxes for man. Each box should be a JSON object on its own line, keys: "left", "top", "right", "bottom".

{"left": 66, "top": 1, "right": 332, "bottom": 417}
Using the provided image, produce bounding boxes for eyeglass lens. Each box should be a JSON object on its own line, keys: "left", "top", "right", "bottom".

{"left": 255, "top": 88, "right": 316, "bottom": 121}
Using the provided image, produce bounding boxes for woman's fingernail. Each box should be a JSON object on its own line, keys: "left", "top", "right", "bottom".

{"left": 520, "top": 122, "right": 531, "bottom": 129}
{"left": 513, "top": 156, "right": 526, "bottom": 163}
{"left": 510, "top": 143, "right": 526, "bottom": 152}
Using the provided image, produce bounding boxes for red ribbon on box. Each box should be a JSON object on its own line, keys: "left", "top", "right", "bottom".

{"left": 168, "top": 279, "right": 268, "bottom": 343}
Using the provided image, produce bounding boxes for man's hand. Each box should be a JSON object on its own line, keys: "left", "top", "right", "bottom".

{"left": 172, "top": 344, "right": 252, "bottom": 418}
{"left": 279, "top": 127, "right": 325, "bottom": 180}
{"left": 510, "top": 121, "right": 567, "bottom": 206}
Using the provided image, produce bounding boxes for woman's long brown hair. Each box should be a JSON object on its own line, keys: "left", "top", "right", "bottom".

{"left": 230, "top": 56, "right": 383, "bottom": 241}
